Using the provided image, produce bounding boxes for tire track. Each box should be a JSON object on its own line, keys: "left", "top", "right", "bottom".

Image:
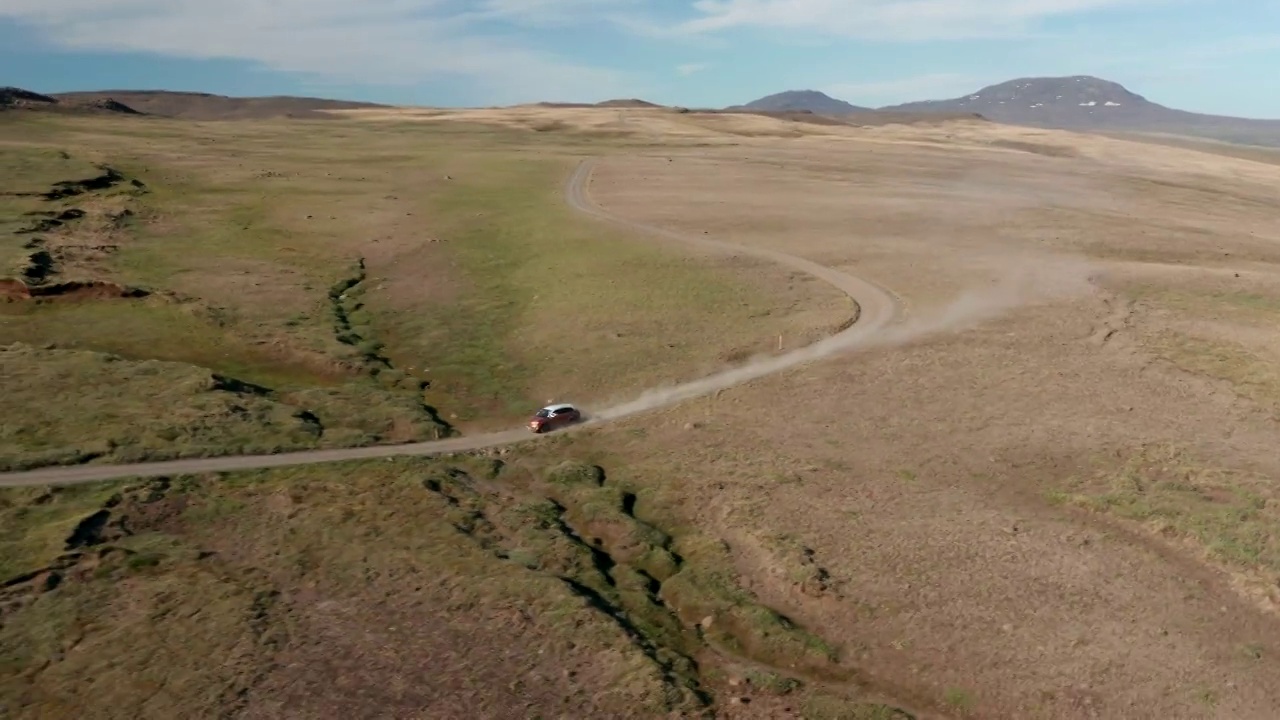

{"left": 0, "top": 157, "right": 901, "bottom": 488}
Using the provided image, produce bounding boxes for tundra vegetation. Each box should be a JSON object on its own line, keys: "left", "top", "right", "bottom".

{"left": 5, "top": 99, "right": 1280, "bottom": 718}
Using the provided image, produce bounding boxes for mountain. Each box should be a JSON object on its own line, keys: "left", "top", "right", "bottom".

{"left": 883, "top": 76, "right": 1169, "bottom": 127}
{"left": 48, "top": 90, "right": 387, "bottom": 120}
{"left": 879, "top": 76, "right": 1280, "bottom": 146}
{"left": 730, "top": 90, "right": 870, "bottom": 115}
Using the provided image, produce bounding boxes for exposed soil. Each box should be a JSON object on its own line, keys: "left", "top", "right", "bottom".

{"left": 16, "top": 208, "right": 87, "bottom": 234}
{"left": 0, "top": 279, "right": 150, "bottom": 301}
{"left": 40, "top": 166, "right": 143, "bottom": 201}
{"left": 2, "top": 162, "right": 152, "bottom": 302}
{"left": 576, "top": 129, "right": 1280, "bottom": 719}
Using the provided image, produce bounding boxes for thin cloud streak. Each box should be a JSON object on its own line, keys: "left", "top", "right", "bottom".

{"left": 0, "top": 0, "right": 642, "bottom": 104}
{"left": 675, "top": 0, "right": 1184, "bottom": 41}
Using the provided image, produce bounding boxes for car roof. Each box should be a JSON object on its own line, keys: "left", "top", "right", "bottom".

{"left": 541, "top": 403, "right": 576, "bottom": 412}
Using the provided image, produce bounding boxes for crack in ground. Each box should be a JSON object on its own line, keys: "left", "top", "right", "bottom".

{"left": 417, "top": 461, "right": 921, "bottom": 715}
{"left": 3, "top": 160, "right": 152, "bottom": 301}
{"left": 421, "top": 466, "right": 711, "bottom": 713}
{"left": 328, "top": 257, "right": 455, "bottom": 438}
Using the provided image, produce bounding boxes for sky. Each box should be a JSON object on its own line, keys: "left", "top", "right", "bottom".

{"left": 2, "top": 1, "right": 1279, "bottom": 118}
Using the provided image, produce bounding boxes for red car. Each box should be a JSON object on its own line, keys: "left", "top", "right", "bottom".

{"left": 528, "top": 403, "right": 582, "bottom": 433}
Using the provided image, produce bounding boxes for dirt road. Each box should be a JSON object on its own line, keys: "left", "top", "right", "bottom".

{"left": 0, "top": 158, "right": 900, "bottom": 488}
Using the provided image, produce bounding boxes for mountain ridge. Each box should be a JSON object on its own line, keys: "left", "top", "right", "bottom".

{"left": 8, "top": 77, "right": 1280, "bottom": 146}
{"left": 49, "top": 90, "right": 387, "bottom": 119}
{"left": 737, "top": 75, "right": 1280, "bottom": 146}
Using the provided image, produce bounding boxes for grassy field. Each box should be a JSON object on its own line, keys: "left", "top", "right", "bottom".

{"left": 0, "top": 109, "right": 878, "bottom": 716}
{"left": 1115, "top": 272, "right": 1280, "bottom": 417}
{"left": 12, "top": 99, "right": 1280, "bottom": 719}
{"left": 1050, "top": 443, "right": 1280, "bottom": 572}
{"left": 0, "top": 450, "right": 912, "bottom": 719}
{"left": 1047, "top": 268, "right": 1280, "bottom": 605}
{"left": 0, "top": 111, "right": 847, "bottom": 471}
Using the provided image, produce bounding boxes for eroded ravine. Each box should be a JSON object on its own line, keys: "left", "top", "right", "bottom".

{"left": 0, "top": 157, "right": 902, "bottom": 487}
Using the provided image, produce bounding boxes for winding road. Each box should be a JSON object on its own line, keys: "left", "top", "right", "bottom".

{"left": 0, "top": 158, "right": 900, "bottom": 488}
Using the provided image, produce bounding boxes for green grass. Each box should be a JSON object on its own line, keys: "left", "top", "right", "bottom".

{"left": 0, "top": 451, "right": 897, "bottom": 718}
{"left": 1143, "top": 330, "right": 1280, "bottom": 414}
{"left": 0, "top": 458, "right": 687, "bottom": 718}
{"left": 0, "top": 343, "right": 448, "bottom": 471}
{"left": 2, "top": 110, "right": 846, "bottom": 460}
{"left": 0, "top": 145, "right": 97, "bottom": 186}
{"left": 375, "top": 151, "right": 845, "bottom": 424}
{"left": 0, "top": 143, "right": 106, "bottom": 267}
{"left": 1129, "top": 283, "right": 1280, "bottom": 321}
{"left": 944, "top": 688, "right": 976, "bottom": 714}
{"left": 1057, "top": 444, "right": 1280, "bottom": 576}
{"left": 0, "top": 300, "right": 337, "bottom": 389}
{"left": 0, "top": 482, "right": 123, "bottom": 580}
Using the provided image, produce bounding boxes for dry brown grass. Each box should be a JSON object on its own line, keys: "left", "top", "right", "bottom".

{"left": 0, "top": 451, "right": 916, "bottom": 719}
{"left": 8, "top": 103, "right": 1280, "bottom": 718}
{"left": 544, "top": 113, "right": 1280, "bottom": 718}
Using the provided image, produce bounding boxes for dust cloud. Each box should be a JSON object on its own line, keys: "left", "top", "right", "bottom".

{"left": 584, "top": 251, "right": 1099, "bottom": 424}
{"left": 567, "top": 154, "right": 1103, "bottom": 425}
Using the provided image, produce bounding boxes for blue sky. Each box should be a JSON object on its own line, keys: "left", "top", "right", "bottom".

{"left": 2, "top": 1, "right": 1279, "bottom": 117}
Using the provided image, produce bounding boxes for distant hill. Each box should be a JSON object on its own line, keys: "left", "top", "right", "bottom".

{"left": 595, "top": 98, "right": 661, "bottom": 108}
{"left": 883, "top": 76, "right": 1143, "bottom": 121}
{"left": 532, "top": 98, "right": 664, "bottom": 109}
{"left": 49, "top": 90, "right": 387, "bottom": 120}
{"left": 730, "top": 90, "right": 870, "bottom": 115}
{"left": 879, "top": 76, "right": 1280, "bottom": 147}
{"left": 1, "top": 87, "right": 59, "bottom": 108}
{"left": 2, "top": 86, "right": 142, "bottom": 115}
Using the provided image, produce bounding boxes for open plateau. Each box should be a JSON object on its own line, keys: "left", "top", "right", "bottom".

{"left": 3, "top": 85, "right": 1280, "bottom": 720}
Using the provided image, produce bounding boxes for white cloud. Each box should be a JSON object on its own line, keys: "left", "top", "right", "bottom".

{"left": 462, "top": 0, "right": 645, "bottom": 27}
{"left": 823, "top": 72, "right": 980, "bottom": 105}
{"left": 0, "top": 0, "right": 643, "bottom": 105}
{"left": 675, "top": 0, "right": 1178, "bottom": 41}
{"left": 677, "top": 62, "right": 710, "bottom": 76}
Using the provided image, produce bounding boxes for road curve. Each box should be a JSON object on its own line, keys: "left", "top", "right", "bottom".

{"left": 0, "top": 158, "right": 900, "bottom": 488}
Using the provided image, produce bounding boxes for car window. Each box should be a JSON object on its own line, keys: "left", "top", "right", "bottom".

{"left": 536, "top": 409, "right": 551, "bottom": 418}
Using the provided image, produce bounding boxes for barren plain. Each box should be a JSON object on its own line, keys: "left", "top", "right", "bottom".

{"left": 3, "top": 102, "right": 1280, "bottom": 719}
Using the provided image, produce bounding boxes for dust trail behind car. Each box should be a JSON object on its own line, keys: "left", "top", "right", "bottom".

{"left": 570, "top": 157, "right": 1098, "bottom": 424}
{"left": 582, "top": 248, "right": 1098, "bottom": 425}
